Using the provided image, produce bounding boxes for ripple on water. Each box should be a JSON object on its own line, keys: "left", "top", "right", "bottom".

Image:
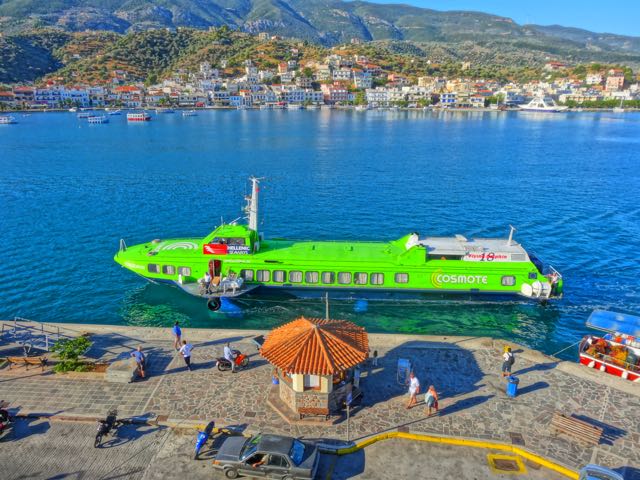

{"left": 1, "top": 110, "right": 639, "bottom": 359}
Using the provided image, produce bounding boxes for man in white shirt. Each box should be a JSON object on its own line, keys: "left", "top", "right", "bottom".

{"left": 406, "top": 372, "right": 420, "bottom": 409}
{"left": 179, "top": 340, "right": 194, "bottom": 371}
{"left": 203, "top": 271, "right": 212, "bottom": 293}
{"left": 224, "top": 342, "right": 236, "bottom": 373}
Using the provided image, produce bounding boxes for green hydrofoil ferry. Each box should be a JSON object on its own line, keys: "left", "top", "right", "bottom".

{"left": 115, "top": 178, "right": 563, "bottom": 311}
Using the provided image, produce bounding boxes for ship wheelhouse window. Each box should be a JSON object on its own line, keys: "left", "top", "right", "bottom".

{"left": 162, "top": 265, "right": 176, "bottom": 275}
{"left": 394, "top": 273, "right": 409, "bottom": 284}
{"left": 338, "top": 272, "right": 352, "bottom": 284}
{"left": 240, "top": 269, "right": 254, "bottom": 281}
{"left": 370, "top": 273, "right": 384, "bottom": 285}
{"left": 289, "top": 271, "right": 303, "bottom": 283}
{"left": 305, "top": 272, "right": 319, "bottom": 284}
{"left": 501, "top": 275, "right": 516, "bottom": 286}
{"left": 528, "top": 272, "right": 538, "bottom": 279}
{"left": 354, "top": 273, "right": 368, "bottom": 285}
{"left": 178, "top": 266, "right": 191, "bottom": 276}
{"left": 147, "top": 264, "right": 160, "bottom": 274}
{"left": 256, "top": 270, "right": 270, "bottom": 282}
{"left": 212, "top": 237, "right": 246, "bottom": 246}
{"left": 273, "top": 270, "right": 285, "bottom": 283}
{"left": 322, "top": 272, "right": 335, "bottom": 284}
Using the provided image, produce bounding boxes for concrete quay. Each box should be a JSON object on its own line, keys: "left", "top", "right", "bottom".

{"left": 0, "top": 322, "right": 638, "bottom": 479}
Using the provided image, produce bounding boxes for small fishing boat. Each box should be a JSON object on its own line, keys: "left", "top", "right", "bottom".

{"left": 182, "top": 110, "right": 197, "bottom": 117}
{"left": 157, "top": 108, "right": 175, "bottom": 114}
{"left": 0, "top": 115, "right": 17, "bottom": 124}
{"left": 579, "top": 310, "right": 640, "bottom": 382}
{"left": 127, "top": 112, "right": 151, "bottom": 122}
{"left": 286, "top": 103, "right": 304, "bottom": 110}
{"left": 87, "top": 115, "right": 109, "bottom": 124}
{"left": 69, "top": 107, "right": 78, "bottom": 112}
{"left": 107, "top": 109, "right": 122, "bottom": 116}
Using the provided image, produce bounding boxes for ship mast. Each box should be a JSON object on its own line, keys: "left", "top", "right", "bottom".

{"left": 246, "top": 177, "right": 260, "bottom": 232}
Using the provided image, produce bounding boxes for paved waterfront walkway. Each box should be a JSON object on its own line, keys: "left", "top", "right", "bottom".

{"left": 0, "top": 322, "right": 638, "bottom": 478}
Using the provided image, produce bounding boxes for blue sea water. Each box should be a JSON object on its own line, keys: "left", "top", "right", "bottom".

{"left": 1, "top": 109, "right": 639, "bottom": 359}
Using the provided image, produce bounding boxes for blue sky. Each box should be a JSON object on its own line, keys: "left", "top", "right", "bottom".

{"left": 366, "top": 1, "right": 639, "bottom": 37}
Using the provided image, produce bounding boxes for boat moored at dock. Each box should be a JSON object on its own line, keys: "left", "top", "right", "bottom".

{"left": 0, "top": 115, "right": 17, "bottom": 124}
{"left": 519, "top": 96, "right": 568, "bottom": 112}
{"left": 115, "top": 178, "right": 563, "bottom": 311}
{"left": 127, "top": 112, "right": 151, "bottom": 122}
{"left": 87, "top": 115, "right": 109, "bottom": 124}
{"left": 579, "top": 310, "right": 640, "bottom": 382}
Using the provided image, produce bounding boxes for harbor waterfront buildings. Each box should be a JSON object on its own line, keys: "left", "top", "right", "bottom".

{"left": 1, "top": 50, "right": 639, "bottom": 110}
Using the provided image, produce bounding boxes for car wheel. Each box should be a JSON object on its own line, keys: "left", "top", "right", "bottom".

{"left": 224, "top": 468, "right": 239, "bottom": 479}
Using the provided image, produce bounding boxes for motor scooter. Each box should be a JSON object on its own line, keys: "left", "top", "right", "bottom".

{"left": 0, "top": 401, "right": 13, "bottom": 440}
{"left": 94, "top": 408, "right": 119, "bottom": 448}
{"left": 194, "top": 421, "right": 216, "bottom": 459}
{"left": 216, "top": 349, "right": 249, "bottom": 371}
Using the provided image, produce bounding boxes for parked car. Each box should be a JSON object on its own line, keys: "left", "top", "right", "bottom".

{"left": 212, "top": 433, "right": 320, "bottom": 479}
{"left": 579, "top": 464, "right": 624, "bottom": 480}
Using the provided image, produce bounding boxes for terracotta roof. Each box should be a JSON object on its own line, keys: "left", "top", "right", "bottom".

{"left": 261, "top": 317, "right": 368, "bottom": 375}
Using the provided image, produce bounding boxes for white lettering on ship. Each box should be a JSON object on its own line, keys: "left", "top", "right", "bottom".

{"left": 433, "top": 273, "right": 488, "bottom": 288}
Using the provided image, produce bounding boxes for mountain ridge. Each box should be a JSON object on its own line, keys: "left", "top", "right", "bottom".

{"left": 0, "top": 0, "right": 638, "bottom": 55}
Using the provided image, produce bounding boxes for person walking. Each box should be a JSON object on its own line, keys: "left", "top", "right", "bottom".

{"left": 372, "top": 349, "right": 378, "bottom": 367}
{"left": 406, "top": 372, "right": 420, "bottom": 409}
{"left": 424, "top": 385, "right": 439, "bottom": 417}
{"left": 131, "top": 346, "right": 146, "bottom": 379}
{"left": 179, "top": 340, "right": 194, "bottom": 371}
{"left": 172, "top": 321, "right": 182, "bottom": 351}
{"left": 502, "top": 346, "right": 515, "bottom": 377}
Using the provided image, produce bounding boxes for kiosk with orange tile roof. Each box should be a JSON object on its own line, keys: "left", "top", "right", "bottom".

{"left": 261, "top": 317, "right": 368, "bottom": 418}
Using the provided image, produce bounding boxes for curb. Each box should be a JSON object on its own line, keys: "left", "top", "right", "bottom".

{"left": 320, "top": 431, "right": 579, "bottom": 479}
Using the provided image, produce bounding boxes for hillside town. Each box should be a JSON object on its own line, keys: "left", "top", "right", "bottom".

{"left": 1, "top": 52, "right": 639, "bottom": 110}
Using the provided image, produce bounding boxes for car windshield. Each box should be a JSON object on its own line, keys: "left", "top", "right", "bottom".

{"left": 240, "top": 435, "right": 262, "bottom": 460}
{"left": 289, "top": 439, "right": 306, "bottom": 466}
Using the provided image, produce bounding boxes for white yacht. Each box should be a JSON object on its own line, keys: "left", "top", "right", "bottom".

{"left": 0, "top": 115, "right": 17, "bottom": 124}
{"left": 519, "top": 96, "right": 568, "bottom": 112}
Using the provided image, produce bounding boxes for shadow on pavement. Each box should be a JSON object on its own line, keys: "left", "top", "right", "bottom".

{"left": 11, "top": 416, "right": 52, "bottom": 441}
{"left": 516, "top": 381, "right": 549, "bottom": 396}
{"left": 571, "top": 414, "right": 627, "bottom": 446}
{"left": 99, "top": 424, "right": 165, "bottom": 449}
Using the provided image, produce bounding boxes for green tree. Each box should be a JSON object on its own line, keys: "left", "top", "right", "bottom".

{"left": 51, "top": 336, "right": 93, "bottom": 372}
{"left": 354, "top": 91, "right": 366, "bottom": 105}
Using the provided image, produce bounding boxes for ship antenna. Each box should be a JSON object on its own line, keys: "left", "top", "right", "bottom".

{"left": 507, "top": 225, "right": 516, "bottom": 246}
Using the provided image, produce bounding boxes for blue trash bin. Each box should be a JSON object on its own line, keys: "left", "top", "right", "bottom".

{"left": 506, "top": 376, "right": 519, "bottom": 398}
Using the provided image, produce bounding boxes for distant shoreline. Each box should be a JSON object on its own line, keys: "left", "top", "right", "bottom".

{"left": 2, "top": 106, "right": 638, "bottom": 114}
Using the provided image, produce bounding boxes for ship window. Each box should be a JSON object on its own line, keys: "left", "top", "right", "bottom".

{"left": 501, "top": 275, "right": 516, "bottom": 286}
{"left": 338, "top": 272, "right": 352, "bottom": 284}
{"left": 354, "top": 272, "right": 368, "bottom": 285}
{"left": 212, "top": 237, "right": 246, "bottom": 246}
{"left": 256, "top": 270, "right": 270, "bottom": 282}
{"left": 273, "top": 270, "right": 285, "bottom": 283}
{"left": 147, "top": 264, "right": 160, "bottom": 273}
{"left": 162, "top": 265, "right": 175, "bottom": 275}
{"left": 240, "top": 269, "right": 254, "bottom": 281}
{"left": 289, "top": 271, "right": 303, "bottom": 283}
{"left": 528, "top": 272, "right": 537, "bottom": 280}
{"left": 178, "top": 266, "right": 191, "bottom": 276}
{"left": 305, "top": 271, "right": 319, "bottom": 284}
{"left": 370, "top": 273, "right": 384, "bottom": 285}
{"left": 322, "top": 272, "right": 335, "bottom": 284}
{"left": 395, "top": 273, "right": 409, "bottom": 284}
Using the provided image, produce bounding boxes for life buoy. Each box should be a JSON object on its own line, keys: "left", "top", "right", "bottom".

{"left": 207, "top": 298, "right": 222, "bottom": 311}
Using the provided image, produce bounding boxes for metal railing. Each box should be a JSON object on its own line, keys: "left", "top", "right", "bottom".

{"left": 1, "top": 317, "right": 62, "bottom": 353}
